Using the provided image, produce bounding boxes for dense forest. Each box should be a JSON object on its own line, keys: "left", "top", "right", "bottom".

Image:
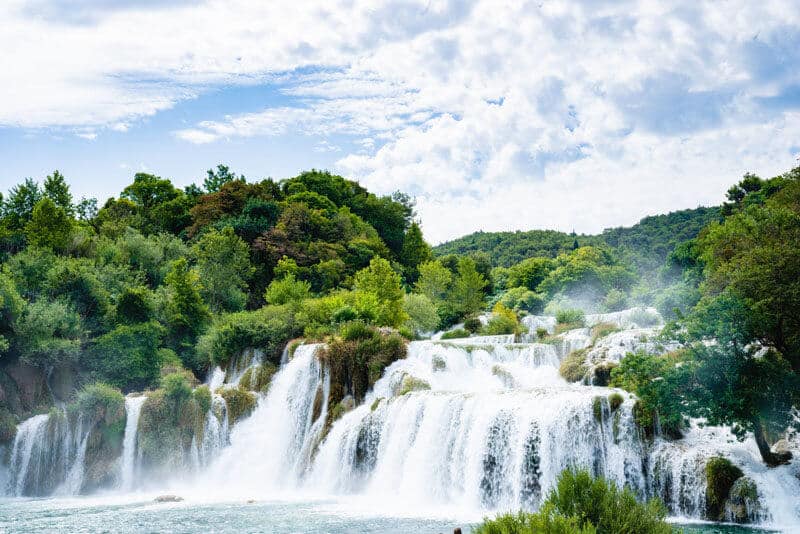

{"left": 0, "top": 164, "right": 798, "bottom": 473}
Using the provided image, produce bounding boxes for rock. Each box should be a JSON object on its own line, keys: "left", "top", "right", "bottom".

{"left": 724, "top": 477, "right": 763, "bottom": 523}
{"left": 454, "top": 529, "right": 462, "bottom": 534}
{"left": 246, "top": 499, "right": 256, "bottom": 504}
{"left": 154, "top": 495, "right": 184, "bottom": 503}
{"left": 772, "top": 438, "right": 793, "bottom": 456}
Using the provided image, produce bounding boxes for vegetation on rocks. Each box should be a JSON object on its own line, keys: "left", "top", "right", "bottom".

{"left": 559, "top": 349, "right": 588, "bottom": 383}
{"left": 705, "top": 457, "right": 744, "bottom": 520}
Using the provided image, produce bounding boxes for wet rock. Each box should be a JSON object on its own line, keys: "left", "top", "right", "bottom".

{"left": 724, "top": 477, "right": 763, "bottom": 524}
{"left": 154, "top": 495, "right": 184, "bottom": 503}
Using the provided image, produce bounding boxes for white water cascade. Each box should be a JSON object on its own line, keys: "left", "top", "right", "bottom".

{"left": 198, "top": 344, "right": 330, "bottom": 495}
{"left": 6, "top": 410, "right": 91, "bottom": 496}
{"left": 119, "top": 396, "right": 146, "bottom": 491}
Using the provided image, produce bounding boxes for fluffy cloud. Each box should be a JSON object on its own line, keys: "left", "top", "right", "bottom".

{"left": 3, "top": 0, "right": 800, "bottom": 242}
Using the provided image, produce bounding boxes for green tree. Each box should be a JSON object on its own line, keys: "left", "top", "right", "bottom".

{"left": 25, "top": 198, "right": 74, "bottom": 251}
{"left": 400, "top": 222, "right": 431, "bottom": 283}
{"left": 264, "top": 273, "right": 311, "bottom": 305}
{"left": 193, "top": 226, "right": 254, "bottom": 313}
{"left": 449, "top": 257, "right": 487, "bottom": 319}
{"left": 43, "top": 170, "right": 73, "bottom": 215}
{"left": 4, "top": 178, "right": 42, "bottom": 230}
{"left": 0, "top": 273, "right": 24, "bottom": 356}
{"left": 507, "top": 257, "right": 554, "bottom": 290}
{"left": 89, "top": 321, "right": 164, "bottom": 390}
{"left": 164, "top": 258, "right": 211, "bottom": 371}
{"left": 354, "top": 257, "right": 407, "bottom": 327}
{"left": 414, "top": 260, "right": 452, "bottom": 302}
{"left": 402, "top": 293, "right": 440, "bottom": 335}
{"left": 204, "top": 164, "right": 244, "bottom": 193}
{"left": 16, "top": 300, "right": 83, "bottom": 368}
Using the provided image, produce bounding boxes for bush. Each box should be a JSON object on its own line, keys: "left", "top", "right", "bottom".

{"left": 219, "top": 387, "right": 257, "bottom": 424}
{"left": 560, "top": 349, "right": 588, "bottom": 383}
{"left": 608, "top": 392, "right": 624, "bottom": 412}
{"left": 482, "top": 302, "right": 525, "bottom": 336}
{"left": 556, "top": 309, "right": 585, "bottom": 326}
{"left": 402, "top": 293, "right": 440, "bottom": 335}
{"left": 603, "top": 288, "right": 628, "bottom": 312}
{"left": 591, "top": 322, "right": 620, "bottom": 342}
{"left": 705, "top": 457, "right": 744, "bottom": 520}
{"left": 193, "top": 385, "right": 212, "bottom": 413}
{"left": 89, "top": 321, "right": 164, "bottom": 391}
{"left": 630, "top": 307, "right": 661, "bottom": 327}
{"left": 441, "top": 328, "right": 470, "bottom": 340}
{"left": 464, "top": 316, "right": 482, "bottom": 333}
{"left": 162, "top": 372, "right": 192, "bottom": 404}
{"left": 264, "top": 273, "right": 311, "bottom": 305}
{"left": 536, "top": 327, "right": 549, "bottom": 339}
{"left": 72, "top": 382, "right": 125, "bottom": 427}
{"left": 474, "top": 469, "right": 671, "bottom": 534}
{"left": 499, "top": 287, "right": 546, "bottom": 314}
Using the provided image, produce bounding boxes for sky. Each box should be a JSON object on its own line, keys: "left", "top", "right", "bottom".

{"left": 1, "top": 0, "right": 799, "bottom": 244}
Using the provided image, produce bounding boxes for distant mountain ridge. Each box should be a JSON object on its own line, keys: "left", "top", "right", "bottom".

{"left": 433, "top": 206, "right": 721, "bottom": 268}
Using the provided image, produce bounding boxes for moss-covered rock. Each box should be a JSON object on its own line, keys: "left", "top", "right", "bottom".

{"left": 724, "top": 476, "right": 762, "bottom": 523}
{"left": 705, "top": 456, "right": 744, "bottom": 520}
{"left": 591, "top": 362, "right": 617, "bottom": 386}
{"left": 193, "top": 385, "right": 212, "bottom": 414}
{"left": 608, "top": 392, "right": 624, "bottom": 412}
{"left": 559, "top": 349, "right": 588, "bottom": 383}
{"left": 238, "top": 363, "right": 277, "bottom": 393}
{"left": 592, "top": 396, "right": 604, "bottom": 422}
{"left": 398, "top": 375, "right": 431, "bottom": 396}
{"left": 0, "top": 407, "right": 17, "bottom": 444}
{"left": 491, "top": 364, "right": 515, "bottom": 388}
{"left": 219, "top": 388, "right": 256, "bottom": 425}
{"left": 431, "top": 355, "right": 446, "bottom": 372}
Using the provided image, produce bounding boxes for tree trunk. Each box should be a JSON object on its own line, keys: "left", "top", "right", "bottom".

{"left": 752, "top": 419, "right": 792, "bottom": 467}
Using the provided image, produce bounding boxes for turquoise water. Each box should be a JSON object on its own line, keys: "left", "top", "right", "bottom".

{"left": 0, "top": 498, "right": 780, "bottom": 533}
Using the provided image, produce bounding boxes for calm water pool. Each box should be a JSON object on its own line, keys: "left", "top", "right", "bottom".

{"left": 0, "top": 497, "right": 783, "bottom": 533}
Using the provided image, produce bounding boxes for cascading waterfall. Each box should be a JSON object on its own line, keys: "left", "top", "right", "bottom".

{"left": 3, "top": 307, "right": 798, "bottom": 529}
{"left": 198, "top": 344, "right": 329, "bottom": 495}
{"left": 6, "top": 410, "right": 91, "bottom": 496}
{"left": 119, "top": 396, "right": 146, "bottom": 491}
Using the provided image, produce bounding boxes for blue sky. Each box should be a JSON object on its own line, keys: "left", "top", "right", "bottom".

{"left": 1, "top": 0, "right": 799, "bottom": 243}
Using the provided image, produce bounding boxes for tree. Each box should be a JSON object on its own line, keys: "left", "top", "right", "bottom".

{"left": 25, "top": 198, "right": 74, "bottom": 251}
{"left": 193, "top": 226, "right": 254, "bottom": 313}
{"left": 507, "top": 257, "right": 554, "bottom": 291}
{"left": 115, "top": 287, "right": 154, "bottom": 324}
{"left": 165, "top": 258, "right": 211, "bottom": 371}
{"left": 0, "top": 273, "right": 24, "bottom": 356}
{"left": 449, "top": 257, "right": 487, "bottom": 318}
{"left": 400, "top": 222, "right": 431, "bottom": 283}
{"left": 16, "top": 300, "right": 83, "bottom": 368}
{"left": 89, "top": 321, "right": 164, "bottom": 390}
{"left": 3, "top": 178, "right": 42, "bottom": 230}
{"left": 43, "top": 170, "right": 73, "bottom": 215}
{"left": 403, "top": 293, "right": 440, "bottom": 335}
{"left": 264, "top": 273, "right": 311, "bottom": 305}
{"left": 414, "top": 260, "right": 452, "bottom": 302}
{"left": 76, "top": 197, "right": 98, "bottom": 221}
{"left": 204, "top": 164, "right": 244, "bottom": 193}
{"left": 354, "top": 257, "right": 407, "bottom": 327}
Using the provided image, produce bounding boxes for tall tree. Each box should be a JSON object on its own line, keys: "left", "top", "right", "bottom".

{"left": 4, "top": 178, "right": 42, "bottom": 230}
{"left": 25, "top": 198, "right": 74, "bottom": 251}
{"left": 193, "top": 226, "right": 254, "bottom": 313}
{"left": 204, "top": 164, "right": 244, "bottom": 193}
{"left": 43, "top": 170, "right": 73, "bottom": 215}
{"left": 400, "top": 222, "right": 431, "bottom": 283}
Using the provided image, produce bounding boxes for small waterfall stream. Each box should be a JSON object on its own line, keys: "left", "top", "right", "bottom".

{"left": 119, "top": 396, "right": 146, "bottom": 491}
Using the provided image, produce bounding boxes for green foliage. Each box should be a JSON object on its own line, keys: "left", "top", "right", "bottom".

{"left": 0, "top": 273, "right": 24, "bottom": 356}
{"left": 264, "top": 273, "right": 311, "bottom": 305}
{"left": 591, "top": 323, "right": 620, "bottom": 342}
{"left": 399, "top": 222, "right": 431, "bottom": 282}
{"left": 402, "top": 293, "right": 440, "bottom": 335}
{"left": 115, "top": 286, "right": 154, "bottom": 324}
{"left": 219, "top": 387, "right": 257, "bottom": 424}
{"left": 474, "top": 469, "right": 671, "bottom": 534}
{"left": 559, "top": 349, "right": 588, "bottom": 383}
{"left": 499, "top": 286, "right": 546, "bottom": 314}
{"left": 464, "top": 316, "right": 482, "bottom": 333}
{"left": 397, "top": 374, "right": 431, "bottom": 396}
{"left": 0, "top": 407, "right": 16, "bottom": 444}
{"left": 204, "top": 164, "right": 244, "bottom": 193}
{"left": 16, "top": 299, "right": 83, "bottom": 368}
{"left": 25, "top": 198, "right": 74, "bottom": 251}
{"left": 446, "top": 257, "right": 488, "bottom": 321}
{"left": 193, "top": 385, "right": 212, "bottom": 413}
{"left": 164, "top": 258, "right": 211, "bottom": 370}
{"left": 193, "top": 226, "right": 254, "bottom": 313}
{"left": 608, "top": 392, "right": 624, "bottom": 412}
{"left": 72, "top": 382, "right": 125, "bottom": 427}
{"left": 196, "top": 305, "right": 303, "bottom": 369}
{"left": 705, "top": 457, "right": 744, "bottom": 520}
{"left": 483, "top": 302, "right": 525, "bottom": 335}
{"left": 89, "top": 321, "right": 164, "bottom": 391}
{"left": 508, "top": 257, "right": 555, "bottom": 290}
{"left": 609, "top": 350, "right": 687, "bottom": 439}
{"left": 354, "top": 257, "right": 407, "bottom": 327}
{"left": 440, "top": 328, "right": 470, "bottom": 340}
{"left": 556, "top": 309, "right": 585, "bottom": 326}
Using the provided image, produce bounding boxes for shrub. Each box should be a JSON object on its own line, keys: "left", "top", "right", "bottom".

{"left": 556, "top": 309, "right": 585, "bottom": 326}
{"left": 499, "top": 287, "right": 546, "bottom": 314}
{"left": 193, "top": 385, "right": 212, "bottom": 413}
{"left": 602, "top": 288, "right": 628, "bottom": 312}
{"left": 474, "top": 469, "right": 671, "bottom": 534}
{"left": 463, "top": 316, "right": 483, "bottom": 334}
{"left": 608, "top": 392, "right": 624, "bottom": 412}
{"left": 591, "top": 322, "right": 620, "bottom": 342}
{"left": 560, "top": 349, "right": 588, "bottom": 383}
{"left": 441, "top": 328, "right": 470, "bottom": 340}
{"left": 162, "top": 372, "right": 192, "bottom": 404}
{"left": 72, "top": 382, "right": 125, "bottom": 427}
{"left": 89, "top": 321, "right": 164, "bottom": 391}
{"left": 402, "top": 293, "right": 440, "bottom": 335}
{"left": 219, "top": 387, "right": 257, "bottom": 424}
{"left": 630, "top": 307, "right": 661, "bottom": 327}
{"left": 536, "top": 327, "right": 549, "bottom": 339}
{"left": 482, "top": 302, "right": 525, "bottom": 336}
{"left": 705, "top": 457, "right": 744, "bottom": 520}
{"left": 332, "top": 305, "right": 358, "bottom": 324}
{"left": 397, "top": 375, "right": 431, "bottom": 396}
{"left": 264, "top": 273, "right": 311, "bottom": 306}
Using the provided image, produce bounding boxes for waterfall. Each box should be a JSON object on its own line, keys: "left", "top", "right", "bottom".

{"left": 6, "top": 410, "right": 91, "bottom": 496}
{"left": 199, "top": 344, "right": 330, "bottom": 495}
{"left": 308, "top": 340, "right": 646, "bottom": 510}
{"left": 119, "top": 396, "right": 146, "bottom": 491}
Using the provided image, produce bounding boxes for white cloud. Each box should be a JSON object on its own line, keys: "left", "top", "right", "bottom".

{"left": 2, "top": 0, "right": 800, "bottom": 242}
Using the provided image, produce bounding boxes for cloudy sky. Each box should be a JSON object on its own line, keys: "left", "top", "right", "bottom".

{"left": 1, "top": 0, "right": 799, "bottom": 243}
